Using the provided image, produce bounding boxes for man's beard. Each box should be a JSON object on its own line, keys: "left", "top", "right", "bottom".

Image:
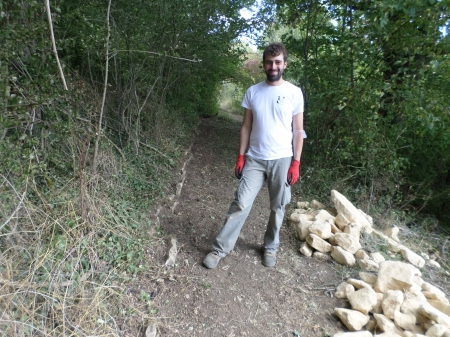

{"left": 265, "top": 68, "right": 284, "bottom": 82}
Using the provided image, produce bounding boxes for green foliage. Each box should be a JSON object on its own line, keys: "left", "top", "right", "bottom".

{"left": 1, "top": 0, "right": 254, "bottom": 334}
{"left": 260, "top": 0, "right": 450, "bottom": 226}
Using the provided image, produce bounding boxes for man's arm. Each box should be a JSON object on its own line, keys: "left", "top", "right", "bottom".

{"left": 239, "top": 108, "right": 253, "bottom": 155}
{"left": 292, "top": 112, "right": 304, "bottom": 161}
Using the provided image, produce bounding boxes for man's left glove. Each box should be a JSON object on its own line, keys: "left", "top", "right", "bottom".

{"left": 287, "top": 160, "right": 300, "bottom": 185}
{"left": 234, "top": 154, "right": 245, "bottom": 179}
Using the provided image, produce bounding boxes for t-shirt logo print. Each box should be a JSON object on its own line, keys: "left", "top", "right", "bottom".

{"left": 277, "top": 96, "right": 286, "bottom": 105}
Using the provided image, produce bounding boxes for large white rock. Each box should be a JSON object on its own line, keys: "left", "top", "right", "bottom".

{"left": 310, "top": 221, "right": 333, "bottom": 240}
{"left": 382, "top": 290, "right": 404, "bottom": 319}
{"left": 373, "top": 313, "right": 405, "bottom": 336}
{"left": 335, "top": 233, "right": 362, "bottom": 254}
{"left": 311, "top": 199, "right": 327, "bottom": 209}
{"left": 332, "top": 246, "right": 356, "bottom": 266}
{"left": 335, "top": 282, "right": 355, "bottom": 299}
{"left": 331, "top": 190, "right": 372, "bottom": 230}
{"left": 374, "top": 261, "right": 421, "bottom": 293}
{"left": 358, "top": 208, "right": 373, "bottom": 226}
{"left": 334, "top": 308, "right": 370, "bottom": 331}
{"left": 306, "top": 234, "right": 332, "bottom": 253}
{"left": 348, "top": 287, "right": 378, "bottom": 314}
{"left": 297, "top": 201, "right": 310, "bottom": 209}
{"left": 399, "top": 245, "right": 426, "bottom": 268}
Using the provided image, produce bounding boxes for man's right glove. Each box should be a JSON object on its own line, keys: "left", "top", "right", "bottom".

{"left": 287, "top": 160, "right": 300, "bottom": 185}
{"left": 234, "top": 154, "right": 245, "bottom": 179}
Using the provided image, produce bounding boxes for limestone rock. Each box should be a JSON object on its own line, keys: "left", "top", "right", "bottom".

{"left": 336, "top": 213, "right": 350, "bottom": 230}
{"left": 373, "top": 313, "right": 405, "bottom": 336}
{"left": 366, "top": 319, "right": 377, "bottom": 332}
{"left": 332, "top": 246, "right": 356, "bottom": 266}
{"left": 387, "top": 238, "right": 401, "bottom": 253}
{"left": 358, "top": 259, "right": 380, "bottom": 272}
{"left": 313, "top": 251, "right": 330, "bottom": 262}
{"left": 307, "top": 234, "right": 332, "bottom": 253}
{"left": 399, "top": 245, "right": 426, "bottom": 268}
{"left": 370, "top": 252, "right": 386, "bottom": 264}
{"left": 425, "top": 324, "right": 448, "bottom": 337}
{"left": 373, "top": 333, "right": 402, "bottom": 337}
{"left": 427, "top": 260, "right": 441, "bottom": 269}
{"left": 356, "top": 250, "right": 370, "bottom": 260}
{"left": 384, "top": 226, "right": 400, "bottom": 243}
{"left": 427, "top": 300, "right": 450, "bottom": 316}
{"left": 333, "top": 331, "right": 373, "bottom": 337}
{"left": 359, "top": 272, "right": 377, "bottom": 286}
{"left": 331, "top": 190, "right": 372, "bottom": 230}
{"left": 334, "top": 308, "right": 370, "bottom": 331}
{"left": 419, "top": 304, "right": 450, "bottom": 328}
{"left": 297, "top": 201, "right": 310, "bottom": 209}
{"left": 310, "top": 220, "right": 333, "bottom": 240}
{"left": 145, "top": 324, "right": 157, "bottom": 337}
{"left": 371, "top": 292, "right": 385, "bottom": 314}
{"left": 315, "top": 209, "right": 335, "bottom": 223}
{"left": 401, "top": 298, "right": 432, "bottom": 325}
{"left": 290, "top": 214, "right": 314, "bottom": 241}
{"left": 335, "top": 233, "right": 362, "bottom": 254}
{"left": 329, "top": 234, "right": 338, "bottom": 245}
{"left": 299, "top": 242, "right": 313, "bottom": 257}
{"left": 422, "top": 282, "right": 448, "bottom": 304}
{"left": 348, "top": 278, "right": 373, "bottom": 289}
{"left": 312, "top": 199, "right": 327, "bottom": 209}
{"left": 394, "top": 310, "right": 418, "bottom": 332}
{"left": 336, "top": 282, "right": 356, "bottom": 299}
{"left": 331, "top": 222, "right": 342, "bottom": 234}
{"left": 333, "top": 332, "right": 373, "bottom": 337}
{"left": 374, "top": 261, "right": 421, "bottom": 293}
{"left": 348, "top": 287, "right": 378, "bottom": 314}
{"left": 165, "top": 237, "right": 178, "bottom": 266}
{"left": 413, "top": 276, "right": 425, "bottom": 287}
{"left": 382, "top": 290, "right": 404, "bottom": 320}
{"left": 344, "top": 222, "right": 361, "bottom": 239}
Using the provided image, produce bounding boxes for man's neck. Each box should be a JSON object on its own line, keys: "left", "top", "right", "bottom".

{"left": 265, "top": 78, "right": 285, "bottom": 86}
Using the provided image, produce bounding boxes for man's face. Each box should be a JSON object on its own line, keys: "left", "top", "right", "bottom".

{"left": 263, "top": 54, "right": 287, "bottom": 83}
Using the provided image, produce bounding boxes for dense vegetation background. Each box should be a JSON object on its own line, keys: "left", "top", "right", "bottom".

{"left": 0, "top": 0, "right": 449, "bottom": 334}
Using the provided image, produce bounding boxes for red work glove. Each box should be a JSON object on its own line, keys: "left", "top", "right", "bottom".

{"left": 234, "top": 154, "right": 245, "bottom": 179}
{"left": 287, "top": 160, "right": 300, "bottom": 185}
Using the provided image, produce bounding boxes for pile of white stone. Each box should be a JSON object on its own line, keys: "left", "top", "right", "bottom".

{"left": 289, "top": 190, "right": 449, "bottom": 337}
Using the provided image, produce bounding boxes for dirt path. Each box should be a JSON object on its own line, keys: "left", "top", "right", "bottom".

{"left": 142, "top": 117, "right": 347, "bottom": 336}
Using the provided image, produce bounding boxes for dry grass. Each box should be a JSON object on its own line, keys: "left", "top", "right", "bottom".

{"left": 0, "top": 159, "right": 136, "bottom": 336}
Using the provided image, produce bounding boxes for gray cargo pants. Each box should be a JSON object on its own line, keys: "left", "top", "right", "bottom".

{"left": 212, "top": 156, "right": 292, "bottom": 257}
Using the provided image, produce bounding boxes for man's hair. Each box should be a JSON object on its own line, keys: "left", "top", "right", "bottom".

{"left": 263, "top": 42, "right": 288, "bottom": 62}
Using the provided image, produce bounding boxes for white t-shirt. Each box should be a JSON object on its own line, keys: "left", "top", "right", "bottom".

{"left": 241, "top": 81, "right": 304, "bottom": 160}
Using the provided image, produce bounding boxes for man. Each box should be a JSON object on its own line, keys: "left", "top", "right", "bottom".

{"left": 203, "top": 42, "right": 305, "bottom": 268}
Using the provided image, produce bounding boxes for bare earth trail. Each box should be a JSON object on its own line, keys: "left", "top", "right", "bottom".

{"left": 144, "top": 117, "right": 346, "bottom": 336}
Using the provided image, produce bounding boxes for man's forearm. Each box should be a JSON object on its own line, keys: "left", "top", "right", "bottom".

{"left": 293, "top": 132, "right": 303, "bottom": 162}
